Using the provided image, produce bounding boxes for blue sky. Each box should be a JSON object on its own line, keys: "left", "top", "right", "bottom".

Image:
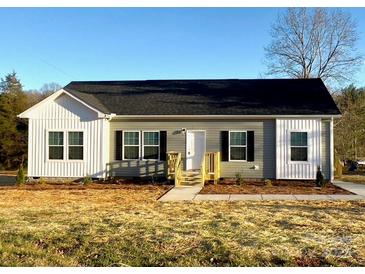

{"left": 0, "top": 8, "right": 364, "bottom": 90}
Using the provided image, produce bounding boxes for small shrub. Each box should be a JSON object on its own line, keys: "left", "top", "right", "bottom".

{"left": 83, "top": 176, "right": 92, "bottom": 185}
{"left": 265, "top": 179, "right": 273, "bottom": 187}
{"left": 316, "top": 166, "right": 325, "bottom": 187}
{"left": 16, "top": 165, "right": 25, "bottom": 185}
{"left": 39, "top": 177, "right": 46, "bottom": 185}
{"left": 235, "top": 173, "right": 244, "bottom": 185}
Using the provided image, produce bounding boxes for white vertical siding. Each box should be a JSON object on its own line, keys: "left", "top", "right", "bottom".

{"left": 27, "top": 93, "right": 108, "bottom": 178}
{"left": 276, "top": 119, "right": 321, "bottom": 179}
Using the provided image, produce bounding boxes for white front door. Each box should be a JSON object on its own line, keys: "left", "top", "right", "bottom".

{"left": 186, "top": 130, "right": 206, "bottom": 170}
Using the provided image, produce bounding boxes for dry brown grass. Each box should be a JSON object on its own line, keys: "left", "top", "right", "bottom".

{"left": 0, "top": 185, "right": 364, "bottom": 266}
{"left": 339, "top": 173, "right": 365, "bottom": 185}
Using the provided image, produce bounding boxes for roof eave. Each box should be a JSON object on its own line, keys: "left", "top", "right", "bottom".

{"left": 110, "top": 114, "right": 342, "bottom": 120}
{"left": 18, "top": 89, "right": 107, "bottom": 119}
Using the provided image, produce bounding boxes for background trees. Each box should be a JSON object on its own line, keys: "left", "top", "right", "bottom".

{"left": 334, "top": 86, "right": 365, "bottom": 160}
{"left": 265, "top": 7, "right": 365, "bottom": 162}
{"left": 0, "top": 73, "right": 28, "bottom": 169}
{"left": 0, "top": 72, "right": 60, "bottom": 169}
{"left": 265, "top": 8, "right": 363, "bottom": 87}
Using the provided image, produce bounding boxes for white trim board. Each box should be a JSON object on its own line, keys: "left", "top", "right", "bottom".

{"left": 18, "top": 89, "right": 107, "bottom": 119}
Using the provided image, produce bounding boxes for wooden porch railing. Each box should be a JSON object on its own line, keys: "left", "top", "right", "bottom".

{"left": 167, "top": 151, "right": 182, "bottom": 186}
{"left": 167, "top": 151, "right": 220, "bottom": 186}
{"left": 200, "top": 153, "right": 206, "bottom": 185}
{"left": 203, "top": 152, "right": 221, "bottom": 184}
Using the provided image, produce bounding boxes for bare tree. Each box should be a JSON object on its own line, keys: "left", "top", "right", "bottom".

{"left": 40, "top": 82, "right": 62, "bottom": 96}
{"left": 265, "top": 8, "right": 363, "bottom": 86}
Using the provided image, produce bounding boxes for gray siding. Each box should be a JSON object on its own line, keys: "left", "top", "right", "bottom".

{"left": 108, "top": 119, "right": 276, "bottom": 179}
{"left": 321, "top": 120, "right": 331, "bottom": 180}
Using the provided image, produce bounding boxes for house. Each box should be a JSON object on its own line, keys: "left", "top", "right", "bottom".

{"left": 18, "top": 79, "right": 341, "bottom": 185}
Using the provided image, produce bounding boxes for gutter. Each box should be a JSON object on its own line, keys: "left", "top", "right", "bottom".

{"left": 108, "top": 114, "right": 342, "bottom": 120}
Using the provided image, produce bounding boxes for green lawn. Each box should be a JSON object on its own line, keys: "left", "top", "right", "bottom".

{"left": 0, "top": 184, "right": 364, "bottom": 266}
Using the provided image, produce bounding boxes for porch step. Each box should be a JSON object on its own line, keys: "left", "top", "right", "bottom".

{"left": 179, "top": 170, "right": 203, "bottom": 186}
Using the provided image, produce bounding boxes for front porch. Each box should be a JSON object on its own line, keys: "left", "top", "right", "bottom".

{"left": 167, "top": 151, "right": 221, "bottom": 187}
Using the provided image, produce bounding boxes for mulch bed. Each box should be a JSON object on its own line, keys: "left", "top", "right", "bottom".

{"left": 200, "top": 179, "right": 353, "bottom": 195}
{"left": 0, "top": 180, "right": 173, "bottom": 191}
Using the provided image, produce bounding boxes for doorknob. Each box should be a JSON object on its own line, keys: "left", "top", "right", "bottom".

{"left": 188, "top": 152, "right": 191, "bottom": 155}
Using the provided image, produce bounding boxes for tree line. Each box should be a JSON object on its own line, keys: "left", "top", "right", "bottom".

{"left": 0, "top": 72, "right": 61, "bottom": 169}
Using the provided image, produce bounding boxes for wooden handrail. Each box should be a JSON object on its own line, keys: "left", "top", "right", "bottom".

{"left": 200, "top": 153, "right": 206, "bottom": 186}
{"left": 167, "top": 151, "right": 182, "bottom": 186}
{"left": 203, "top": 152, "right": 221, "bottom": 184}
{"left": 175, "top": 153, "right": 182, "bottom": 186}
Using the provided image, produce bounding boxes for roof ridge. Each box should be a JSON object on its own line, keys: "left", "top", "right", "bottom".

{"left": 67, "top": 78, "right": 322, "bottom": 85}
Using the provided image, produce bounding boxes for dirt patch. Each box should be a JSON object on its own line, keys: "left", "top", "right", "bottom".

{"left": 200, "top": 179, "right": 353, "bottom": 195}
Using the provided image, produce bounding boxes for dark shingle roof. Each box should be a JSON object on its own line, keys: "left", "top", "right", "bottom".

{"left": 64, "top": 79, "right": 340, "bottom": 116}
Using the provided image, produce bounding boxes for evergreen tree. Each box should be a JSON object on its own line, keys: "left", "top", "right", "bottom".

{"left": 0, "top": 72, "right": 28, "bottom": 169}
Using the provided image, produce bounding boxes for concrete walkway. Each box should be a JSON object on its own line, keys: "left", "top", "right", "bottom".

{"left": 159, "top": 182, "right": 365, "bottom": 201}
{"left": 159, "top": 186, "right": 203, "bottom": 201}
{"left": 333, "top": 180, "right": 365, "bottom": 196}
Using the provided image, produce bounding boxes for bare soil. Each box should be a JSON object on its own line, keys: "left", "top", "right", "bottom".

{"left": 200, "top": 179, "right": 353, "bottom": 195}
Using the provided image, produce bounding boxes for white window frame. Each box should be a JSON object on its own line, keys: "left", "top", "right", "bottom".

{"left": 142, "top": 131, "right": 160, "bottom": 161}
{"left": 46, "top": 129, "right": 85, "bottom": 162}
{"left": 122, "top": 130, "right": 141, "bottom": 160}
{"left": 289, "top": 131, "right": 309, "bottom": 163}
{"left": 47, "top": 131, "right": 65, "bottom": 161}
{"left": 68, "top": 131, "right": 84, "bottom": 161}
{"left": 228, "top": 130, "right": 247, "bottom": 162}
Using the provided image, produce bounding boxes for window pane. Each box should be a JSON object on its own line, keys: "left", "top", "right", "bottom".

{"left": 49, "top": 132, "right": 63, "bottom": 145}
{"left": 291, "top": 132, "right": 307, "bottom": 146}
{"left": 230, "top": 147, "right": 246, "bottom": 160}
{"left": 124, "top": 146, "right": 139, "bottom": 159}
{"left": 291, "top": 147, "right": 308, "bottom": 161}
{"left": 69, "top": 132, "right": 83, "bottom": 145}
{"left": 69, "top": 146, "right": 83, "bottom": 160}
{"left": 144, "top": 132, "right": 159, "bottom": 145}
{"left": 143, "top": 146, "right": 158, "bottom": 160}
{"left": 230, "top": 132, "right": 246, "bottom": 146}
{"left": 124, "top": 132, "right": 139, "bottom": 145}
{"left": 49, "top": 146, "right": 63, "bottom": 159}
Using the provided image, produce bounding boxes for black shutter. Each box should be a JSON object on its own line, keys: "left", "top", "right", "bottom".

{"left": 115, "top": 131, "right": 123, "bottom": 160}
{"left": 221, "top": 131, "right": 229, "bottom": 161}
{"left": 159, "top": 131, "right": 167, "bottom": 161}
{"left": 247, "top": 131, "right": 255, "bottom": 162}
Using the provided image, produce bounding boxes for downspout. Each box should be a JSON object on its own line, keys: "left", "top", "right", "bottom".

{"left": 102, "top": 113, "right": 116, "bottom": 179}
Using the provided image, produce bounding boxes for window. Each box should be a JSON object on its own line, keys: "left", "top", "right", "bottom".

{"left": 123, "top": 131, "right": 140, "bottom": 159}
{"left": 229, "top": 131, "right": 247, "bottom": 161}
{"left": 143, "top": 131, "right": 159, "bottom": 160}
{"left": 68, "top": 132, "right": 83, "bottom": 160}
{"left": 290, "top": 132, "right": 308, "bottom": 161}
{"left": 49, "top": 132, "right": 64, "bottom": 160}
